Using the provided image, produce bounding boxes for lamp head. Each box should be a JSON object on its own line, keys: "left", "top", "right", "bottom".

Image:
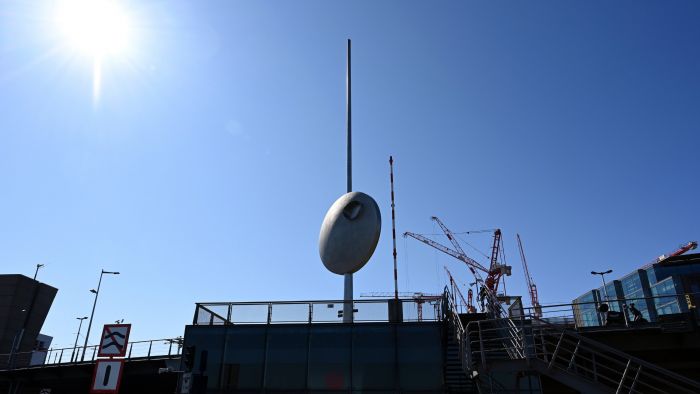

{"left": 90, "top": 289, "right": 98, "bottom": 294}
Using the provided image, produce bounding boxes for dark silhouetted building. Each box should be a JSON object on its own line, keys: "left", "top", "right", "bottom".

{"left": 0, "top": 275, "right": 57, "bottom": 369}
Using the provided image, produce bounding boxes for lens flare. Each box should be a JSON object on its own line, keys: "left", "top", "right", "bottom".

{"left": 56, "top": 0, "right": 131, "bottom": 57}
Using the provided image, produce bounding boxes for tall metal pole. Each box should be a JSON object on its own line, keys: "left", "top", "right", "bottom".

{"left": 600, "top": 276, "right": 609, "bottom": 300}
{"left": 346, "top": 39, "right": 352, "bottom": 194}
{"left": 343, "top": 38, "right": 353, "bottom": 324}
{"left": 71, "top": 317, "right": 87, "bottom": 362}
{"left": 81, "top": 271, "right": 104, "bottom": 361}
{"left": 81, "top": 270, "right": 119, "bottom": 361}
{"left": 390, "top": 156, "right": 399, "bottom": 301}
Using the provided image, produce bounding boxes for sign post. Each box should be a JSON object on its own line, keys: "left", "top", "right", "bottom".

{"left": 91, "top": 324, "right": 131, "bottom": 394}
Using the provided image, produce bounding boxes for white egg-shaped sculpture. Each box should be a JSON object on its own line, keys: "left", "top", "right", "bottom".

{"left": 319, "top": 191, "right": 381, "bottom": 275}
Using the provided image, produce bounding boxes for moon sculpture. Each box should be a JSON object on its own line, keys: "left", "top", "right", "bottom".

{"left": 319, "top": 192, "right": 381, "bottom": 275}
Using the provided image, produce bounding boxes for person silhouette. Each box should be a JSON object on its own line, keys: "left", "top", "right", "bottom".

{"left": 629, "top": 303, "right": 644, "bottom": 322}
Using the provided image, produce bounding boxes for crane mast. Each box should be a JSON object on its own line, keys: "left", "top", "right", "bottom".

{"left": 486, "top": 229, "right": 509, "bottom": 292}
{"left": 516, "top": 234, "right": 541, "bottom": 318}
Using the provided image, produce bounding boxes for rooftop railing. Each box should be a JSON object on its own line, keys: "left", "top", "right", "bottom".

{"left": 518, "top": 291, "right": 700, "bottom": 330}
{"left": 0, "top": 338, "right": 182, "bottom": 371}
{"left": 193, "top": 297, "right": 445, "bottom": 326}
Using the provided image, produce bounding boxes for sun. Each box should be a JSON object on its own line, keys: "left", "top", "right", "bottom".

{"left": 54, "top": 0, "right": 133, "bottom": 104}
{"left": 55, "top": 0, "right": 132, "bottom": 58}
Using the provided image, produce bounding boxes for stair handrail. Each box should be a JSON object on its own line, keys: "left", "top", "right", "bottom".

{"left": 525, "top": 313, "right": 700, "bottom": 390}
{"left": 442, "top": 287, "right": 471, "bottom": 376}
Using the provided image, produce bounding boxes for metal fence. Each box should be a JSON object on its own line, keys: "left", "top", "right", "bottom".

{"left": 518, "top": 292, "right": 700, "bottom": 330}
{"left": 193, "top": 297, "right": 445, "bottom": 325}
{"left": 0, "top": 338, "right": 182, "bottom": 370}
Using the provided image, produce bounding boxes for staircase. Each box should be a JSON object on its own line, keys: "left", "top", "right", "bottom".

{"left": 464, "top": 315, "right": 700, "bottom": 393}
{"left": 444, "top": 313, "right": 473, "bottom": 392}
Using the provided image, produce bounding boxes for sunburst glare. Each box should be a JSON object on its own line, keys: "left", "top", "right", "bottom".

{"left": 54, "top": 0, "right": 133, "bottom": 104}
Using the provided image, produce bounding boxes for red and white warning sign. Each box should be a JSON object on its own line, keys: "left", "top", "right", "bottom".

{"left": 97, "top": 324, "right": 131, "bottom": 358}
{"left": 90, "top": 359, "right": 124, "bottom": 393}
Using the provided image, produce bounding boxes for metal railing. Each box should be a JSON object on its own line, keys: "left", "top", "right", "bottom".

{"left": 193, "top": 297, "right": 444, "bottom": 325}
{"left": 525, "top": 292, "right": 700, "bottom": 330}
{"left": 443, "top": 288, "right": 469, "bottom": 375}
{"left": 465, "top": 315, "right": 700, "bottom": 393}
{"left": 0, "top": 338, "right": 182, "bottom": 370}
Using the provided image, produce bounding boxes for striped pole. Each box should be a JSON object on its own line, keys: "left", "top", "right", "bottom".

{"left": 390, "top": 156, "right": 399, "bottom": 301}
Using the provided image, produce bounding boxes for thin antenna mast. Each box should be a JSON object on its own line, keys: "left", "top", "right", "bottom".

{"left": 390, "top": 156, "right": 399, "bottom": 301}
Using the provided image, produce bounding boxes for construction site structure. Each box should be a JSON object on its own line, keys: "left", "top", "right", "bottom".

{"left": 403, "top": 217, "right": 512, "bottom": 317}
{"left": 516, "top": 233, "right": 542, "bottom": 318}
{"left": 643, "top": 241, "right": 698, "bottom": 268}
{"left": 360, "top": 291, "right": 441, "bottom": 321}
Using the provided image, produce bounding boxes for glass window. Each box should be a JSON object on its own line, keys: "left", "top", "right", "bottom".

{"left": 397, "top": 324, "right": 443, "bottom": 390}
{"left": 624, "top": 289, "right": 650, "bottom": 321}
{"left": 620, "top": 273, "right": 643, "bottom": 296}
{"left": 352, "top": 325, "right": 396, "bottom": 390}
{"left": 646, "top": 267, "right": 657, "bottom": 285}
{"left": 307, "top": 325, "right": 351, "bottom": 391}
{"left": 183, "top": 326, "right": 226, "bottom": 390}
{"left": 264, "top": 326, "right": 309, "bottom": 390}
{"left": 573, "top": 291, "right": 601, "bottom": 327}
{"left": 651, "top": 277, "right": 680, "bottom": 316}
{"left": 656, "top": 300, "right": 680, "bottom": 315}
{"left": 221, "top": 326, "right": 266, "bottom": 390}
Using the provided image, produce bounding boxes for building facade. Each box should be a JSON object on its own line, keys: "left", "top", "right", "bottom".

{"left": 573, "top": 253, "right": 700, "bottom": 327}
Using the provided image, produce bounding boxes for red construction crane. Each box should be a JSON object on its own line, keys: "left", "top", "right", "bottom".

{"left": 486, "top": 229, "right": 506, "bottom": 292}
{"left": 656, "top": 241, "right": 697, "bottom": 263}
{"left": 404, "top": 217, "right": 511, "bottom": 294}
{"left": 640, "top": 241, "right": 698, "bottom": 269}
{"left": 516, "top": 234, "right": 541, "bottom": 318}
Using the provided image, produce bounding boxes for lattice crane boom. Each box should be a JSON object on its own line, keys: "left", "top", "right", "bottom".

{"left": 516, "top": 233, "right": 541, "bottom": 317}
{"left": 658, "top": 241, "right": 698, "bottom": 262}
{"left": 642, "top": 241, "right": 698, "bottom": 269}
{"left": 431, "top": 216, "right": 468, "bottom": 258}
{"left": 403, "top": 231, "right": 489, "bottom": 274}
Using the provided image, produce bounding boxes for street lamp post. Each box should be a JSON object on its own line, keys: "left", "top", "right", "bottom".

{"left": 591, "top": 269, "right": 613, "bottom": 301}
{"left": 81, "top": 269, "right": 119, "bottom": 362}
{"left": 591, "top": 269, "right": 616, "bottom": 326}
{"left": 71, "top": 316, "right": 88, "bottom": 362}
{"left": 33, "top": 264, "right": 45, "bottom": 281}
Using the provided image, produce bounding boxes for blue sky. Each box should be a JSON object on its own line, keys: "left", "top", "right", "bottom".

{"left": 1, "top": 1, "right": 698, "bottom": 348}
